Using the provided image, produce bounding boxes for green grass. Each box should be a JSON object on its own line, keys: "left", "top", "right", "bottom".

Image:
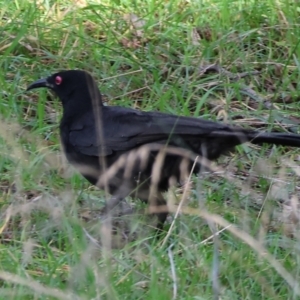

{"left": 1, "top": 0, "right": 300, "bottom": 299}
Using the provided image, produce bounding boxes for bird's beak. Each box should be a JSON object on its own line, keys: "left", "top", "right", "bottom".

{"left": 26, "top": 78, "right": 53, "bottom": 91}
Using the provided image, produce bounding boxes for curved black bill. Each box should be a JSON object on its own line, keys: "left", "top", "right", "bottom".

{"left": 26, "top": 78, "right": 51, "bottom": 91}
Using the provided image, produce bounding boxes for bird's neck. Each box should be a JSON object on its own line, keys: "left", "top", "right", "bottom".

{"left": 61, "top": 87, "right": 103, "bottom": 120}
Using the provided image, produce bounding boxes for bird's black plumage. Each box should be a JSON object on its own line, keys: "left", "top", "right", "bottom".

{"left": 27, "top": 70, "right": 300, "bottom": 230}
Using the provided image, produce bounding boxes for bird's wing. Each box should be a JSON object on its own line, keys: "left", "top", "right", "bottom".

{"left": 68, "top": 106, "right": 241, "bottom": 157}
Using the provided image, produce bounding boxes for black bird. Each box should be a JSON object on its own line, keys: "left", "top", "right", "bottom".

{"left": 27, "top": 70, "right": 300, "bottom": 230}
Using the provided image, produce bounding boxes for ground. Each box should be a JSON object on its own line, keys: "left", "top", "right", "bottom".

{"left": 0, "top": 0, "right": 300, "bottom": 299}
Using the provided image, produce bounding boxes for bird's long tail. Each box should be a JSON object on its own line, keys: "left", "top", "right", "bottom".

{"left": 210, "top": 129, "right": 300, "bottom": 148}
{"left": 247, "top": 131, "right": 300, "bottom": 148}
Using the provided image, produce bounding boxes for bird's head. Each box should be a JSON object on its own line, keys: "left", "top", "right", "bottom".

{"left": 27, "top": 70, "right": 102, "bottom": 109}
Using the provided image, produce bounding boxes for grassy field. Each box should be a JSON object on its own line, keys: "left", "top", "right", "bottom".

{"left": 1, "top": 0, "right": 300, "bottom": 299}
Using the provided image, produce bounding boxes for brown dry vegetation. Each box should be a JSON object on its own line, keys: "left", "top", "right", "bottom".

{"left": 0, "top": 0, "right": 300, "bottom": 299}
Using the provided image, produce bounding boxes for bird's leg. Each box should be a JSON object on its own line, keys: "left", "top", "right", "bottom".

{"left": 148, "top": 192, "right": 168, "bottom": 234}
{"left": 101, "top": 192, "right": 129, "bottom": 245}
{"left": 104, "top": 194, "right": 124, "bottom": 213}
{"left": 104, "top": 195, "right": 132, "bottom": 227}
{"left": 102, "top": 194, "right": 124, "bottom": 228}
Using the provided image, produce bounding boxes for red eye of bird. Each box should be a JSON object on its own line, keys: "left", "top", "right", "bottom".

{"left": 55, "top": 76, "right": 62, "bottom": 85}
